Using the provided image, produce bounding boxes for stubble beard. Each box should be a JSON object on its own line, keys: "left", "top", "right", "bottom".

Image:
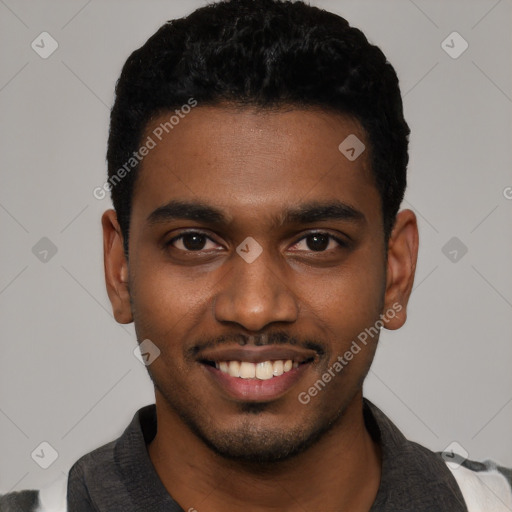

{"left": 149, "top": 370, "right": 362, "bottom": 466}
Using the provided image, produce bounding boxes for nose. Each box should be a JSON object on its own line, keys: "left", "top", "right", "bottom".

{"left": 213, "top": 249, "right": 299, "bottom": 332}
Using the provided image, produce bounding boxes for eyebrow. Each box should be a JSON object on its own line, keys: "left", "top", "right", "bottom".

{"left": 146, "top": 199, "right": 366, "bottom": 227}
{"left": 147, "top": 200, "right": 227, "bottom": 226}
{"left": 283, "top": 201, "right": 365, "bottom": 225}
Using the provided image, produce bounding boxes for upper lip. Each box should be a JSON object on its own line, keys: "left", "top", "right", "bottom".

{"left": 197, "top": 345, "right": 318, "bottom": 365}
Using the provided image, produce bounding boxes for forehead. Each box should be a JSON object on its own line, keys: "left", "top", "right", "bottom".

{"left": 131, "top": 106, "right": 380, "bottom": 227}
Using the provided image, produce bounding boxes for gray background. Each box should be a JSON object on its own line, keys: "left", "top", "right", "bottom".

{"left": 1, "top": 0, "right": 511, "bottom": 494}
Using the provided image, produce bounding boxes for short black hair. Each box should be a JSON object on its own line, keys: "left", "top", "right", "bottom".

{"left": 107, "top": 0, "right": 410, "bottom": 255}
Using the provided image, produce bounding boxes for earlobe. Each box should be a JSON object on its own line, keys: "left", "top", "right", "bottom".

{"left": 383, "top": 209, "right": 419, "bottom": 331}
{"left": 102, "top": 209, "right": 133, "bottom": 324}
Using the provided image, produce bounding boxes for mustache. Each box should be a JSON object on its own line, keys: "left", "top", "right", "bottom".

{"left": 187, "top": 330, "right": 326, "bottom": 359}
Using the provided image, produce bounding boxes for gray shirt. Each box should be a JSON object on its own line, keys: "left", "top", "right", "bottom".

{"left": 65, "top": 398, "right": 469, "bottom": 511}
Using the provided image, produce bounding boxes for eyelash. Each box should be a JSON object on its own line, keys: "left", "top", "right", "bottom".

{"left": 165, "top": 230, "right": 349, "bottom": 253}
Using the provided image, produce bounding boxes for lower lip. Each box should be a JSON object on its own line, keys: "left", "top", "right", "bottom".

{"left": 202, "top": 363, "right": 310, "bottom": 402}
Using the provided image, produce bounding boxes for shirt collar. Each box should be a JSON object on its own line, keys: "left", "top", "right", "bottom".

{"left": 114, "top": 404, "right": 181, "bottom": 510}
{"left": 364, "top": 398, "right": 467, "bottom": 511}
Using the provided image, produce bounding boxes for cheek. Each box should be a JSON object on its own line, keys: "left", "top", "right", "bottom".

{"left": 300, "top": 254, "right": 386, "bottom": 370}
{"left": 130, "top": 263, "right": 201, "bottom": 341}
{"left": 307, "top": 273, "right": 383, "bottom": 403}
{"left": 305, "top": 259, "right": 385, "bottom": 326}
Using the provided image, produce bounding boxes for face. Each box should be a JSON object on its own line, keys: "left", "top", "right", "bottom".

{"left": 103, "top": 106, "right": 417, "bottom": 463}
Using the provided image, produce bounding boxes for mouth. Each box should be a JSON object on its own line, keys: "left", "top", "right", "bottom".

{"left": 197, "top": 345, "right": 318, "bottom": 402}
{"left": 203, "top": 358, "right": 309, "bottom": 379}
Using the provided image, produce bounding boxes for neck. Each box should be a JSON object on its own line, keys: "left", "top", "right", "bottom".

{"left": 148, "top": 391, "right": 381, "bottom": 512}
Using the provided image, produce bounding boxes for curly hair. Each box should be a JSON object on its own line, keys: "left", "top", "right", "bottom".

{"left": 107, "top": 0, "right": 410, "bottom": 254}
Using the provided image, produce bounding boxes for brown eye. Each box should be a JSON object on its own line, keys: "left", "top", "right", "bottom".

{"left": 181, "top": 233, "right": 207, "bottom": 250}
{"left": 167, "top": 232, "right": 220, "bottom": 252}
{"left": 290, "top": 232, "right": 347, "bottom": 253}
{"left": 306, "top": 234, "right": 330, "bottom": 251}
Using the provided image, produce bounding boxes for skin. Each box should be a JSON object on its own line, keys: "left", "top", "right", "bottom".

{"left": 102, "top": 106, "right": 418, "bottom": 512}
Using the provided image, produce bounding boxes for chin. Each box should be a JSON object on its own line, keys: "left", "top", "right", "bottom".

{"left": 153, "top": 376, "right": 351, "bottom": 465}
{"left": 197, "top": 428, "right": 321, "bottom": 464}
{"left": 182, "top": 406, "right": 343, "bottom": 465}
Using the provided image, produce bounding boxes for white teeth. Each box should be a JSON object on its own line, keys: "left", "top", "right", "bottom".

{"left": 239, "top": 361, "right": 256, "bottom": 378}
{"left": 273, "top": 360, "right": 284, "bottom": 376}
{"left": 228, "top": 361, "right": 240, "bottom": 377}
{"left": 217, "top": 359, "right": 299, "bottom": 380}
{"left": 256, "top": 361, "right": 274, "bottom": 380}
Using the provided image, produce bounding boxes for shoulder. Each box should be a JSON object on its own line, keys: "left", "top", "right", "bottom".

{"left": 439, "top": 452, "right": 512, "bottom": 511}
{"left": 66, "top": 438, "right": 119, "bottom": 508}
{"left": 0, "top": 490, "right": 39, "bottom": 511}
{"left": 0, "top": 473, "right": 68, "bottom": 512}
{"left": 364, "top": 398, "right": 511, "bottom": 510}
{"left": 68, "top": 438, "right": 117, "bottom": 481}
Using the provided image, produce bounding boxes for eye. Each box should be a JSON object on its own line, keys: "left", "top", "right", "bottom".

{"left": 290, "top": 232, "right": 347, "bottom": 252}
{"left": 167, "top": 231, "right": 222, "bottom": 252}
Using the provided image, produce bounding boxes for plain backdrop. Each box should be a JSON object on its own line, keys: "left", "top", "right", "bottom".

{"left": 1, "top": 0, "right": 511, "bottom": 493}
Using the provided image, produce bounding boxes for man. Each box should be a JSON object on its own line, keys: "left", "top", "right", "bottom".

{"left": 2, "top": 0, "right": 510, "bottom": 511}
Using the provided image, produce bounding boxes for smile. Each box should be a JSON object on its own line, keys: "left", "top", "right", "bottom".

{"left": 214, "top": 359, "right": 300, "bottom": 380}
{"left": 197, "top": 345, "right": 318, "bottom": 401}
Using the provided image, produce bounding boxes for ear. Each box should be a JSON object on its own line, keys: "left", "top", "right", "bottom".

{"left": 383, "top": 209, "right": 419, "bottom": 330}
{"left": 102, "top": 209, "right": 133, "bottom": 324}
